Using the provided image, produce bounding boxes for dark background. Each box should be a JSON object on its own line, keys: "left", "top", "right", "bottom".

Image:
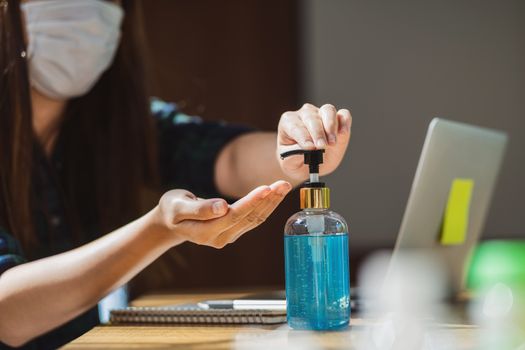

{"left": 135, "top": 0, "right": 301, "bottom": 293}
{"left": 135, "top": 0, "right": 524, "bottom": 293}
{"left": 302, "top": 0, "right": 525, "bottom": 249}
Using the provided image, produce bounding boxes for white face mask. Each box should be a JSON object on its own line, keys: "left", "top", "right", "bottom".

{"left": 21, "top": 0, "right": 124, "bottom": 100}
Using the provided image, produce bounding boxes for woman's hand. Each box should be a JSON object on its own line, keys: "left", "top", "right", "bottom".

{"left": 277, "top": 103, "right": 352, "bottom": 181}
{"left": 157, "top": 180, "right": 292, "bottom": 248}
{"left": 0, "top": 182, "right": 295, "bottom": 346}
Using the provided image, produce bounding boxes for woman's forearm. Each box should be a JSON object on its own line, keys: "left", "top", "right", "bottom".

{"left": 215, "top": 132, "right": 304, "bottom": 198}
{"left": 0, "top": 207, "right": 174, "bottom": 347}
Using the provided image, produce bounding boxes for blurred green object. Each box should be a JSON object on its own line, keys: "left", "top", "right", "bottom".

{"left": 466, "top": 240, "right": 525, "bottom": 292}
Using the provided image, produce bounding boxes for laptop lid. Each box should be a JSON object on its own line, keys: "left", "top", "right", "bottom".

{"left": 391, "top": 118, "right": 508, "bottom": 294}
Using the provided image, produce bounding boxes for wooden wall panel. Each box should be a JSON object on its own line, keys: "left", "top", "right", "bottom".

{"left": 142, "top": 0, "right": 300, "bottom": 127}
{"left": 133, "top": 0, "right": 300, "bottom": 294}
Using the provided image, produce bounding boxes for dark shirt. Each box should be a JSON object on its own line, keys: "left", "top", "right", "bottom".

{"left": 0, "top": 98, "right": 252, "bottom": 349}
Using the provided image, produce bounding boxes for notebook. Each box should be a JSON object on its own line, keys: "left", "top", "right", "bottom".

{"left": 110, "top": 304, "right": 287, "bottom": 325}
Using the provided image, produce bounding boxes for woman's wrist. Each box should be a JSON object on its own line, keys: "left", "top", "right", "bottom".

{"left": 143, "top": 206, "right": 186, "bottom": 248}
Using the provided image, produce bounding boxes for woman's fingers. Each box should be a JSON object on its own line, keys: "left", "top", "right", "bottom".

{"left": 279, "top": 103, "right": 347, "bottom": 151}
{"left": 159, "top": 189, "right": 229, "bottom": 224}
{"left": 279, "top": 112, "right": 315, "bottom": 149}
{"left": 300, "top": 108, "right": 327, "bottom": 149}
{"left": 204, "top": 185, "right": 273, "bottom": 233}
{"left": 337, "top": 108, "right": 352, "bottom": 134}
{"left": 215, "top": 181, "right": 292, "bottom": 246}
{"left": 176, "top": 198, "right": 229, "bottom": 222}
{"left": 181, "top": 181, "right": 291, "bottom": 248}
{"left": 320, "top": 104, "right": 339, "bottom": 145}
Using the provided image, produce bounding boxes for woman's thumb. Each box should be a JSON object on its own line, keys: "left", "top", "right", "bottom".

{"left": 175, "top": 197, "right": 229, "bottom": 222}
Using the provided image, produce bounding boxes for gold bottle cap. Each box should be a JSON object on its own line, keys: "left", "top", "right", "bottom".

{"left": 300, "top": 187, "right": 330, "bottom": 209}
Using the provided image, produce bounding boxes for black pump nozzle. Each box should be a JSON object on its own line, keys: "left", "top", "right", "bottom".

{"left": 280, "top": 149, "right": 325, "bottom": 186}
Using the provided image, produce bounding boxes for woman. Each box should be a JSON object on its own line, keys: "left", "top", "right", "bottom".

{"left": 0, "top": 0, "right": 352, "bottom": 348}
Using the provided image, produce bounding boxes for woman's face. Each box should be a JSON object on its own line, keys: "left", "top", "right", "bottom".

{"left": 20, "top": 0, "right": 123, "bottom": 43}
{"left": 21, "top": 0, "right": 125, "bottom": 101}
{"left": 19, "top": 0, "right": 123, "bottom": 44}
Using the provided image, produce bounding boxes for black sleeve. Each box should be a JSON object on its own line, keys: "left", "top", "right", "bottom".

{"left": 152, "top": 98, "right": 254, "bottom": 198}
{"left": 0, "top": 227, "right": 26, "bottom": 277}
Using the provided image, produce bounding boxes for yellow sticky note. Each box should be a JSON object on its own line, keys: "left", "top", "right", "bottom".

{"left": 440, "top": 178, "right": 474, "bottom": 245}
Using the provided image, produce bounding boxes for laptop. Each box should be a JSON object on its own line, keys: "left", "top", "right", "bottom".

{"left": 390, "top": 118, "right": 507, "bottom": 295}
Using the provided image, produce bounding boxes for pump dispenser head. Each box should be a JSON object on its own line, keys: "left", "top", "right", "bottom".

{"left": 280, "top": 149, "right": 330, "bottom": 209}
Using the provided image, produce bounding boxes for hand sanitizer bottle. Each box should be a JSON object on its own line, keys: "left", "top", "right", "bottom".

{"left": 280, "top": 149, "right": 350, "bottom": 330}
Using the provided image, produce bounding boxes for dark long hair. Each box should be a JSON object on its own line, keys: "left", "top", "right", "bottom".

{"left": 0, "top": 0, "right": 158, "bottom": 252}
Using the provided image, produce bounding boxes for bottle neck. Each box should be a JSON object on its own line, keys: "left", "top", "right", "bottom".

{"left": 302, "top": 208, "right": 329, "bottom": 214}
{"left": 300, "top": 187, "right": 330, "bottom": 209}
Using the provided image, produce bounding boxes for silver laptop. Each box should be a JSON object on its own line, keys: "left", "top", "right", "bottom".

{"left": 390, "top": 118, "right": 508, "bottom": 295}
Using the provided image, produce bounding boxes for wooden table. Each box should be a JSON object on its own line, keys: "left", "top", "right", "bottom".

{"left": 64, "top": 290, "right": 481, "bottom": 349}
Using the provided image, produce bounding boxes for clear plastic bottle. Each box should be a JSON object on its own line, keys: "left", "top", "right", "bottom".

{"left": 280, "top": 149, "right": 350, "bottom": 331}
{"left": 284, "top": 208, "right": 350, "bottom": 330}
